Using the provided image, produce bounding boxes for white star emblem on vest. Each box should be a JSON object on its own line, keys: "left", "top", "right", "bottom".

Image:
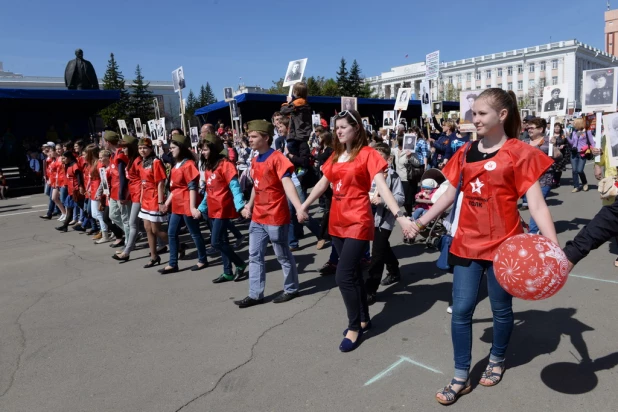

{"left": 336, "top": 180, "right": 342, "bottom": 192}
{"left": 254, "top": 178, "right": 259, "bottom": 188}
{"left": 470, "top": 178, "right": 484, "bottom": 194}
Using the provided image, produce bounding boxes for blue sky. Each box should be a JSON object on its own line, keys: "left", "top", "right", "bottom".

{"left": 0, "top": 0, "right": 608, "bottom": 102}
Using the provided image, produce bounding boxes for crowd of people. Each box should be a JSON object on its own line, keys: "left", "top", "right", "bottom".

{"left": 33, "top": 82, "right": 618, "bottom": 405}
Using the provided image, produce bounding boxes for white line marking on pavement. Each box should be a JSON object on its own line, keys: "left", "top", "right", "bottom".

{"left": 365, "top": 356, "right": 442, "bottom": 386}
{"left": 15, "top": 196, "right": 31, "bottom": 199}
{"left": 32, "top": 204, "right": 47, "bottom": 207}
{"left": 571, "top": 274, "right": 618, "bottom": 285}
{"left": 0, "top": 209, "right": 47, "bottom": 217}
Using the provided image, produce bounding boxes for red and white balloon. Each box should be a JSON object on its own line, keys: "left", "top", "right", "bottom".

{"left": 493, "top": 234, "right": 570, "bottom": 300}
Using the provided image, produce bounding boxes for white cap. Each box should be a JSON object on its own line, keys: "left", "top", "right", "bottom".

{"left": 421, "top": 178, "right": 438, "bottom": 189}
{"left": 45, "top": 141, "right": 56, "bottom": 148}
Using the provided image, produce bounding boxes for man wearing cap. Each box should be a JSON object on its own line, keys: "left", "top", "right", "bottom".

{"left": 234, "top": 120, "right": 305, "bottom": 308}
{"left": 544, "top": 88, "right": 565, "bottom": 112}
{"left": 104, "top": 131, "right": 130, "bottom": 248}
{"left": 519, "top": 115, "right": 533, "bottom": 144}
{"left": 588, "top": 72, "right": 613, "bottom": 105}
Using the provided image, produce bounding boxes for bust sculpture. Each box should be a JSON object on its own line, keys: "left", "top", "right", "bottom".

{"left": 64, "top": 49, "right": 99, "bottom": 90}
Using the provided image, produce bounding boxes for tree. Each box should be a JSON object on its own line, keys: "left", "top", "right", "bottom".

{"left": 336, "top": 58, "right": 351, "bottom": 96}
{"left": 358, "top": 81, "right": 375, "bottom": 98}
{"left": 306, "top": 76, "right": 323, "bottom": 96}
{"left": 321, "top": 78, "right": 339, "bottom": 97}
{"left": 198, "top": 85, "right": 207, "bottom": 107}
{"left": 99, "top": 53, "right": 130, "bottom": 128}
{"left": 443, "top": 83, "right": 461, "bottom": 102}
{"left": 204, "top": 82, "right": 217, "bottom": 105}
{"left": 185, "top": 89, "right": 199, "bottom": 122}
{"left": 129, "top": 64, "right": 154, "bottom": 121}
{"left": 348, "top": 60, "right": 363, "bottom": 96}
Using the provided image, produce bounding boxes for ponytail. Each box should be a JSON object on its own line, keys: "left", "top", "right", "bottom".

{"left": 478, "top": 88, "right": 521, "bottom": 139}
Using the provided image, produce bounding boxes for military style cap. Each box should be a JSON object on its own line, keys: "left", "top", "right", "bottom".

{"left": 138, "top": 137, "right": 153, "bottom": 147}
{"left": 591, "top": 72, "right": 609, "bottom": 81}
{"left": 551, "top": 88, "right": 561, "bottom": 94}
{"left": 119, "top": 135, "right": 138, "bottom": 146}
{"left": 202, "top": 133, "right": 224, "bottom": 153}
{"left": 247, "top": 120, "right": 275, "bottom": 137}
{"left": 103, "top": 130, "right": 119, "bottom": 142}
{"left": 171, "top": 133, "right": 190, "bottom": 148}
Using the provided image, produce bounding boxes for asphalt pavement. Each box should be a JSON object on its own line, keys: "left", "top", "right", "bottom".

{"left": 0, "top": 170, "right": 617, "bottom": 412}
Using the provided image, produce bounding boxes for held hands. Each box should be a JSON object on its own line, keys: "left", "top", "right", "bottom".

{"left": 241, "top": 205, "right": 252, "bottom": 219}
{"left": 190, "top": 207, "right": 201, "bottom": 219}
{"left": 370, "top": 195, "right": 382, "bottom": 205}
{"left": 297, "top": 206, "right": 309, "bottom": 223}
{"left": 159, "top": 203, "right": 167, "bottom": 213}
{"left": 398, "top": 216, "right": 418, "bottom": 239}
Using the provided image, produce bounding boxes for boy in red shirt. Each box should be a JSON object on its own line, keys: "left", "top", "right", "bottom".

{"left": 234, "top": 120, "right": 304, "bottom": 308}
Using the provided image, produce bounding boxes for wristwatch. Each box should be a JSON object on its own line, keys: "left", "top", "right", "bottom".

{"left": 396, "top": 210, "right": 406, "bottom": 218}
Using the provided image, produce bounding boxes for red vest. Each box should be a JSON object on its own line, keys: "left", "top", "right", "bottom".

{"left": 250, "top": 150, "right": 294, "bottom": 226}
{"left": 139, "top": 158, "right": 167, "bottom": 212}
{"left": 170, "top": 159, "right": 200, "bottom": 216}
{"left": 205, "top": 159, "right": 239, "bottom": 219}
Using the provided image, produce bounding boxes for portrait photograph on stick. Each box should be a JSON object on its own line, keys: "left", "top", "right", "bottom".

{"left": 541, "top": 84, "right": 568, "bottom": 117}
{"left": 460, "top": 90, "right": 485, "bottom": 132}
{"left": 420, "top": 80, "right": 431, "bottom": 116}
{"left": 603, "top": 112, "right": 618, "bottom": 167}
{"left": 312, "top": 114, "right": 321, "bottom": 131}
{"left": 172, "top": 66, "right": 186, "bottom": 93}
{"left": 133, "top": 118, "right": 143, "bottom": 138}
{"left": 582, "top": 68, "right": 617, "bottom": 113}
{"left": 282, "top": 58, "right": 308, "bottom": 87}
{"left": 230, "top": 100, "right": 240, "bottom": 120}
{"left": 117, "top": 120, "right": 128, "bottom": 136}
{"left": 223, "top": 87, "right": 234, "bottom": 102}
{"left": 383, "top": 110, "right": 395, "bottom": 129}
{"left": 402, "top": 133, "right": 417, "bottom": 152}
{"left": 341, "top": 96, "right": 357, "bottom": 111}
{"left": 156, "top": 118, "right": 167, "bottom": 143}
{"left": 394, "top": 87, "right": 412, "bottom": 111}
{"left": 147, "top": 120, "right": 157, "bottom": 140}
{"left": 190, "top": 127, "right": 199, "bottom": 145}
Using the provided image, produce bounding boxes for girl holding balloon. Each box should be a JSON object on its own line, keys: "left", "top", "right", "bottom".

{"left": 406, "top": 88, "right": 557, "bottom": 405}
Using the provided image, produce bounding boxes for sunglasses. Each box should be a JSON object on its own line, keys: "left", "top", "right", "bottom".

{"left": 335, "top": 111, "right": 358, "bottom": 123}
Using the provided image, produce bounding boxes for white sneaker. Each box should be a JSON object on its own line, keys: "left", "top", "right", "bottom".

{"left": 447, "top": 306, "right": 453, "bottom": 314}
{"left": 58, "top": 214, "right": 66, "bottom": 222}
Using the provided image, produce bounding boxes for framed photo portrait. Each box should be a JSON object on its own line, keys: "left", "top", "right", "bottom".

{"left": 283, "top": 58, "right": 308, "bottom": 87}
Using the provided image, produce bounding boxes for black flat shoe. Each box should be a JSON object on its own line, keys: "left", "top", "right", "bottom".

{"left": 73, "top": 225, "right": 85, "bottom": 232}
{"left": 380, "top": 274, "right": 400, "bottom": 286}
{"left": 40, "top": 215, "right": 52, "bottom": 220}
{"left": 190, "top": 262, "right": 209, "bottom": 271}
{"left": 339, "top": 332, "right": 364, "bottom": 353}
{"left": 158, "top": 266, "right": 179, "bottom": 274}
{"left": 233, "top": 264, "right": 248, "bottom": 282}
{"left": 272, "top": 291, "right": 299, "bottom": 304}
{"left": 143, "top": 256, "right": 161, "bottom": 268}
{"left": 111, "top": 254, "right": 130, "bottom": 262}
{"left": 234, "top": 296, "right": 264, "bottom": 308}
{"left": 55, "top": 226, "right": 68, "bottom": 232}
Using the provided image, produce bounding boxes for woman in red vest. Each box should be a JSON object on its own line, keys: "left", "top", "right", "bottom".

{"left": 137, "top": 138, "right": 169, "bottom": 268}
{"left": 300, "top": 110, "right": 416, "bottom": 353}
{"left": 198, "top": 134, "right": 247, "bottom": 283}
{"left": 55, "top": 151, "right": 85, "bottom": 232}
{"left": 408, "top": 89, "right": 557, "bottom": 405}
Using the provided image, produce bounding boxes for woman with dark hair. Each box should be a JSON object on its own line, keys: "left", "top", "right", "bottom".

{"left": 55, "top": 151, "right": 85, "bottom": 232}
{"left": 85, "top": 144, "right": 106, "bottom": 239}
{"left": 198, "top": 134, "right": 247, "bottom": 283}
{"left": 137, "top": 138, "right": 168, "bottom": 268}
{"left": 54, "top": 144, "right": 68, "bottom": 222}
{"left": 316, "top": 131, "right": 338, "bottom": 270}
{"left": 94, "top": 150, "right": 125, "bottom": 244}
{"left": 552, "top": 122, "right": 570, "bottom": 187}
{"left": 406, "top": 89, "right": 557, "bottom": 405}
{"left": 567, "top": 118, "right": 595, "bottom": 192}
{"left": 158, "top": 134, "right": 208, "bottom": 274}
{"left": 113, "top": 136, "right": 142, "bottom": 261}
{"left": 299, "top": 110, "right": 416, "bottom": 353}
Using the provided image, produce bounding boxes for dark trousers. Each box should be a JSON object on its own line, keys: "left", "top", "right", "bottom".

{"left": 103, "top": 205, "right": 124, "bottom": 239}
{"left": 401, "top": 180, "right": 414, "bottom": 216}
{"left": 320, "top": 187, "right": 333, "bottom": 240}
{"left": 332, "top": 236, "right": 370, "bottom": 331}
{"left": 365, "top": 227, "right": 400, "bottom": 295}
{"left": 564, "top": 197, "right": 618, "bottom": 265}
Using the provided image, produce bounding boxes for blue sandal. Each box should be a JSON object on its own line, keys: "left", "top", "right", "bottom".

{"left": 479, "top": 360, "right": 505, "bottom": 387}
{"left": 436, "top": 378, "right": 472, "bottom": 405}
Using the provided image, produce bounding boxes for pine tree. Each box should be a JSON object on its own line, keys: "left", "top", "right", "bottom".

{"left": 306, "top": 76, "right": 322, "bottom": 96}
{"left": 199, "top": 85, "right": 207, "bottom": 108}
{"left": 336, "top": 58, "right": 351, "bottom": 96}
{"left": 99, "top": 53, "right": 130, "bottom": 128}
{"left": 205, "top": 82, "right": 217, "bottom": 104}
{"left": 322, "top": 78, "right": 340, "bottom": 97}
{"left": 348, "top": 60, "right": 363, "bottom": 97}
{"left": 185, "top": 89, "right": 199, "bottom": 122}
{"left": 359, "top": 81, "right": 375, "bottom": 98}
{"left": 129, "top": 64, "right": 154, "bottom": 121}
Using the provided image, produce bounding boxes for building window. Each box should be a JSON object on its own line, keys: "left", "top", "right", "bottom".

{"left": 448, "top": 76, "right": 453, "bottom": 84}
{"left": 540, "top": 62, "right": 546, "bottom": 71}
{"left": 457, "top": 74, "right": 462, "bottom": 83}
{"left": 517, "top": 80, "right": 523, "bottom": 90}
{"left": 466, "top": 73, "right": 472, "bottom": 82}
{"left": 497, "top": 68, "right": 503, "bottom": 77}
{"left": 507, "top": 82, "right": 513, "bottom": 90}
{"left": 539, "top": 78, "right": 546, "bottom": 88}
{"left": 508, "top": 66, "right": 513, "bottom": 76}
{"left": 529, "top": 80, "right": 535, "bottom": 89}
{"left": 529, "top": 63, "right": 535, "bottom": 72}
{"left": 475, "top": 72, "right": 481, "bottom": 80}
{"left": 486, "top": 70, "right": 491, "bottom": 79}
{"left": 552, "top": 59, "right": 558, "bottom": 69}
{"left": 517, "top": 64, "right": 523, "bottom": 74}
{"left": 552, "top": 76, "right": 558, "bottom": 85}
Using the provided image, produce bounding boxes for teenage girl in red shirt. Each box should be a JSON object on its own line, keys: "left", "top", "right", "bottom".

{"left": 300, "top": 110, "right": 416, "bottom": 352}
{"left": 408, "top": 89, "right": 557, "bottom": 405}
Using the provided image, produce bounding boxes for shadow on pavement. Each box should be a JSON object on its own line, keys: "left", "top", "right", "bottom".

{"left": 554, "top": 218, "right": 591, "bottom": 234}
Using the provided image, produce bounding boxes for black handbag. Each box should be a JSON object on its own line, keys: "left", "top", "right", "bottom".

{"left": 436, "top": 143, "right": 471, "bottom": 271}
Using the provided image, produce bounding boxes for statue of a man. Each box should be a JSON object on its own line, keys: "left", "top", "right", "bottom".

{"left": 64, "top": 49, "right": 99, "bottom": 90}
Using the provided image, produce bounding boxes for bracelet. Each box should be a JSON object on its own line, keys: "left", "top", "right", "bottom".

{"left": 158, "top": 202, "right": 165, "bottom": 205}
{"left": 414, "top": 219, "right": 426, "bottom": 230}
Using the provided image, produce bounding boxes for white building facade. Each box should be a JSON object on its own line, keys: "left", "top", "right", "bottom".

{"left": 366, "top": 40, "right": 618, "bottom": 111}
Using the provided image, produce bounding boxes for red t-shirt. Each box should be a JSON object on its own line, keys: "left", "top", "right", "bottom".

{"left": 66, "top": 162, "right": 82, "bottom": 193}
{"left": 170, "top": 159, "right": 200, "bottom": 216}
{"left": 55, "top": 158, "right": 67, "bottom": 187}
{"left": 45, "top": 157, "right": 54, "bottom": 184}
{"left": 139, "top": 158, "right": 167, "bottom": 212}
{"left": 322, "top": 146, "right": 388, "bottom": 241}
{"left": 126, "top": 157, "right": 142, "bottom": 203}
{"left": 442, "top": 139, "right": 554, "bottom": 261}
{"left": 250, "top": 150, "right": 294, "bottom": 226}
{"left": 205, "top": 159, "right": 239, "bottom": 219}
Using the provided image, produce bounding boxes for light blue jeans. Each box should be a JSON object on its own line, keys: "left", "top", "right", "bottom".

{"left": 248, "top": 221, "right": 298, "bottom": 299}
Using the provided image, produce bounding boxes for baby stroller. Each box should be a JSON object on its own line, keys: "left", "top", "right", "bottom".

{"left": 410, "top": 168, "right": 451, "bottom": 248}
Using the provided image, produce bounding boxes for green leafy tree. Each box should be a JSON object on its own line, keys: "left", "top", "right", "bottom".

{"left": 348, "top": 60, "right": 363, "bottom": 96}
{"left": 322, "top": 78, "right": 340, "bottom": 97}
{"left": 266, "top": 77, "right": 287, "bottom": 95}
{"left": 204, "top": 82, "right": 217, "bottom": 105}
{"left": 336, "top": 58, "right": 351, "bottom": 96}
{"left": 443, "top": 83, "right": 461, "bottom": 102}
{"left": 99, "top": 53, "right": 130, "bottom": 128}
{"left": 359, "top": 81, "right": 376, "bottom": 98}
{"left": 129, "top": 64, "right": 154, "bottom": 121}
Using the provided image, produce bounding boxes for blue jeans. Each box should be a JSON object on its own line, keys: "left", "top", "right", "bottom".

{"left": 168, "top": 213, "right": 207, "bottom": 268}
{"left": 412, "top": 208, "right": 428, "bottom": 220}
{"left": 248, "top": 221, "right": 298, "bottom": 299}
{"left": 528, "top": 185, "right": 551, "bottom": 234}
{"left": 210, "top": 218, "right": 245, "bottom": 274}
{"left": 452, "top": 261, "right": 513, "bottom": 379}
{"left": 288, "top": 186, "right": 321, "bottom": 248}
{"left": 570, "top": 154, "right": 588, "bottom": 188}
{"left": 59, "top": 186, "right": 68, "bottom": 207}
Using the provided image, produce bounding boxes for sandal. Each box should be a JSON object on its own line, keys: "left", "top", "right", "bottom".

{"left": 614, "top": 257, "right": 618, "bottom": 268}
{"left": 436, "top": 378, "right": 472, "bottom": 405}
{"left": 479, "top": 360, "right": 505, "bottom": 387}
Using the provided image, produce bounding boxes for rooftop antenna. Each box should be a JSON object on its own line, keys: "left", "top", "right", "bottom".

{"left": 609, "top": 1, "right": 611, "bottom": 11}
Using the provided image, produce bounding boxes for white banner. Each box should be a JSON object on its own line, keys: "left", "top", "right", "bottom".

{"left": 425, "top": 50, "right": 440, "bottom": 80}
